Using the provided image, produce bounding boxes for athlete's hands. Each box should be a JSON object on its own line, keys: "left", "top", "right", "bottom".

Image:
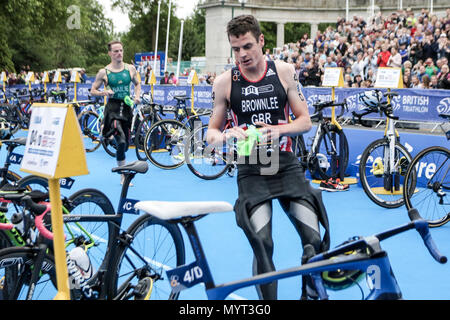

{"left": 254, "top": 122, "right": 280, "bottom": 142}
{"left": 134, "top": 95, "right": 141, "bottom": 105}
{"left": 104, "top": 89, "right": 115, "bottom": 97}
{"left": 223, "top": 126, "right": 247, "bottom": 142}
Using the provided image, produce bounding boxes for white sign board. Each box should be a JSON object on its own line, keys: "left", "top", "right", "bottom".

{"left": 53, "top": 70, "right": 61, "bottom": 83}
{"left": 375, "top": 67, "right": 402, "bottom": 88}
{"left": 21, "top": 107, "right": 68, "bottom": 177}
{"left": 322, "top": 68, "right": 343, "bottom": 87}
{"left": 70, "top": 70, "right": 80, "bottom": 82}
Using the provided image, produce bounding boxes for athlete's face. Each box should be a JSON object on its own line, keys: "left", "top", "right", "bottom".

{"left": 109, "top": 43, "right": 124, "bottom": 63}
{"left": 229, "top": 32, "right": 264, "bottom": 70}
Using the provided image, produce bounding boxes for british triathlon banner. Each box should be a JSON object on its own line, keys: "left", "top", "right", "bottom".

{"left": 7, "top": 84, "right": 450, "bottom": 122}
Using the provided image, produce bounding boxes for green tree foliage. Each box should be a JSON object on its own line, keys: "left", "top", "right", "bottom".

{"left": 0, "top": 0, "right": 205, "bottom": 75}
{"left": 112, "top": 0, "right": 205, "bottom": 64}
{"left": 0, "top": 0, "right": 112, "bottom": 74}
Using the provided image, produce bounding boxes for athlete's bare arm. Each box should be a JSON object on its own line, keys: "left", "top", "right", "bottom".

{"left": 207, "top": 70, "right": 247, "bottom": 145}
{"left": 129, "top": 64, "right": 141, "bottom": 103}
{"left": 90, "top": 68, "right": 113, "bottom": 97}
{"left": 255, "top": 61, "right": 312, "bottom": 138}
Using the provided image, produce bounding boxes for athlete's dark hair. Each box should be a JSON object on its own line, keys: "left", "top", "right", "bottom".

{"left": 108, "top": 40, "right": 123, "bottom": 51}
{"left": 226, "top": 15, "right": 262, "bottom": 42}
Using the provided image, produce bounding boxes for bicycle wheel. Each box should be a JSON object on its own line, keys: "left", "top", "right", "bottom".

{"left": 66, "top": 188, "right": 116, "bottom": 278}
{"left": 404, "top": 146, "right": 450, "bottom": 227}
{"left": 143, "top": 119, "right": 188, "bottom": 169}
{"left": 184, "top": 124, "right": 231, "bottom": 180}
{"left": 134, "top": 115, "right": 154, "bottom": 161}
{"left": 359, "top": 138, "right": 412, "bottom": 208}
{"left": 0, "top": 246, "right": 57, "bottom": 300}
{"left": 101, "top": 134, "right": 118, "bottom": 158}
{"left": 106, "top": 213, "right": 185, "bottom": 300}
{"left": 309, "top": 124, "right": 349, "bottom": 180}
{"left": 78, "top": 111, "right": 101, "bottom": 153}
{"left": 16, "top": 174, "right": 49, "bottom": 192}
{"left": 292, "top": 134, "right": 308, "bottom": 170}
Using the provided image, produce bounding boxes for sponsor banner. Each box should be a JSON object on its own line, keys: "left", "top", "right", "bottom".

{"left": 7, "top": 84, "right": 450, "bottom": 122}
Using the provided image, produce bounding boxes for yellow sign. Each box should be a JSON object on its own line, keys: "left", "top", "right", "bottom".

{"left": 148, "top": 70, "right": 157, "bottom": 85}
{"left": 375, "top": 67, "right": 403, "bottom": 89}
{"left": 322, "top": 67, "right": 344, "bottom": 87}
{"left": 25, "top": 72, "right": 35, "bottom": 84}
{"left": 53, "top": 71, "right": 62, "bottom": 83}
{"left": 21, "top": 103, "right": 88, "bottom": 300}
{"left": 70, "top": 70, "right": 80, "bottom": 83}
{"left": 42, "top": 72, "right": 50, "bottom": 83}
{"left": 0, "top": 71, "right": 7, "bottom": 83}
{"left": 187, "top": 70, "right": 199, "bottom": 85}
{"left": 188, "top": 70, "right": 199, "bottom": 114}
{"left": 21, "top": 103, "right": 88, "bottom": 178}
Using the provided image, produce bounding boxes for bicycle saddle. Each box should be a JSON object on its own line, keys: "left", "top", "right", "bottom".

{"left": 439, "top": 113, "right": 450, "bottom": 120}
{"left": 135, "top": 201, "right": 233, "bottom": 220}
{"left": 112, "top": 160, "right": 148, "bottom": 174}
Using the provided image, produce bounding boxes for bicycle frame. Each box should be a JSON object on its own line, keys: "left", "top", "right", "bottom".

{"left": 165, "top": 210, "right": 445, "bottom": 300}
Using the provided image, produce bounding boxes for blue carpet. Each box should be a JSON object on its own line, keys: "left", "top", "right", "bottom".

{"left": 5, "top": 130, "right": 450, "bottom": 300}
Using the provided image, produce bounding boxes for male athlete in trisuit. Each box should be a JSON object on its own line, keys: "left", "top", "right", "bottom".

{"left": 207, "top": 15, "right": 330, "bottom": 300}
{"left": 90, "top": 40, "right": 141, "bottom": 184}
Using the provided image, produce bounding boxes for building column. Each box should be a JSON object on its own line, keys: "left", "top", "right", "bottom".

{"left": 310, "top": 22, "right": 318, "bottom": 39}
{"left": 276, "top": 22, "right": 285, "bottom": 48}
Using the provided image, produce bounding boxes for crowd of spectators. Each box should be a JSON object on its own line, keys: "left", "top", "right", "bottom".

{"left": 265, "top": 8, "right": 450, "bottom": 89}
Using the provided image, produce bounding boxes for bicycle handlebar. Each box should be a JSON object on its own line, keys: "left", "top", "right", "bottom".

{"left": 310, "top": 100, "right": 347, "bottom": 119}
{"left": 20, "top": 196, "right": 55, "bottom": 241}
{"left": 0, "top": 191, "right": 56, "bottom": 240}
{"left": 408, "top": 208, "right": 447, "bottom": 264}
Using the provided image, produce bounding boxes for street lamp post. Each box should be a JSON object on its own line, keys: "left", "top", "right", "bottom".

{"left": 154, "top": 0, "right": 162, "bottom": 74}
{"left": 164, "top": 0, "right": 172, "bottom": 73}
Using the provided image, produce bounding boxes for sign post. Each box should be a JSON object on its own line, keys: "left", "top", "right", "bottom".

{"left": 70, "top": 70, "right": 81, "bottom": 102}
{"left": 20, "top": 103, "right": 89, "bottom": 300}
{"left": 321, "top": 67, "right": 353, "bottom": 183}
{"left": 148, "top": 70, "right": 157, "bottom": 100}
{"left": 42, "top": 72, "right": 50, "bottom": 97}
{"left": 187, "top": 70, "right": 199, "bottom": 114}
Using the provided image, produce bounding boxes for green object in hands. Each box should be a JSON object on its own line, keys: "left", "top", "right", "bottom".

{"left": 124, "top": 95, "right": 134, "bottom": 107}
{"left": 237, "top": 125, "right": 262, "bottom": 156}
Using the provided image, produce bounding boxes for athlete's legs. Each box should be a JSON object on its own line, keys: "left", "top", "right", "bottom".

{"left": 248, "top": 200, "right": 277, "bottom": 300}
{"left": 113, "top": 119, "right": 131, "bottom": 185}
{"left": 278, "top": 198, "right": 321, "bottom": 252}
{"left": 279, "top": 197, "right": 321, "bottom": 299}
{"left": 113, "top": 119, "right": 129, "bottom": 163}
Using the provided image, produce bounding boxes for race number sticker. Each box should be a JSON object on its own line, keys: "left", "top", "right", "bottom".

{"left": 118, "top": 198, "right": 139, "bottom": 215}
{"left": 166, "top": 261, "right": 205, "bottom": 293}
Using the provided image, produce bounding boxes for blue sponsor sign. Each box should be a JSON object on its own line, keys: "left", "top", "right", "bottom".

{"left": 7, "top": 84, "right": 450, "bottom": 122}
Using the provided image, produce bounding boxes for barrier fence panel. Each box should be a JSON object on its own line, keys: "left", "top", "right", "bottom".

{"left": 4, "top": 84, "right": 450, "bottom": 122}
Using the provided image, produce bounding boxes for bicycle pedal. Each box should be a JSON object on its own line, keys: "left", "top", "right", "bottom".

{"left": 133, "top": 277, "right": 153, "bottom": 300}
